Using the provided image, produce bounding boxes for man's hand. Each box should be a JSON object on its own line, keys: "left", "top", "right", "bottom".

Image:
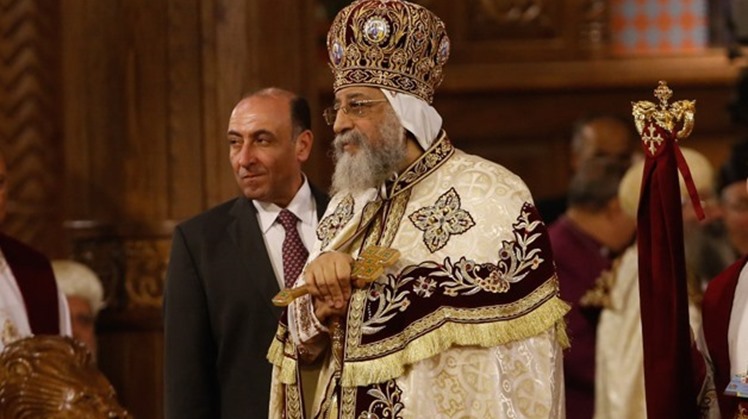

{"left": 304, "top": 251, "right": 355, "bottom": 317}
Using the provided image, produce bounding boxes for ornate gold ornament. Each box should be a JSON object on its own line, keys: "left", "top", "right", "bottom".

{"left": 326, "top": 0, "right": 450, "bottom": 103}
{"left": 631, "top": 81, "right": 695, "bottom": 155}
{"left": 0, "top": 336, "right": 130, "bottom": 418}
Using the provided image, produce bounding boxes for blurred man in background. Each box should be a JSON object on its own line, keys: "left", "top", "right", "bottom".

{"left": 537, "top": 114, "right": 638, "bottom": 224}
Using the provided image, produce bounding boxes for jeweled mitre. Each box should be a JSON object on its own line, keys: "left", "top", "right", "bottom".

{"left": 327, "top": 0, "right": 450, "bottom": 104}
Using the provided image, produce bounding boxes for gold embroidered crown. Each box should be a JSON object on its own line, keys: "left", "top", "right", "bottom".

{"left": 327, "top": 0, "right": 450, "bottom": 104}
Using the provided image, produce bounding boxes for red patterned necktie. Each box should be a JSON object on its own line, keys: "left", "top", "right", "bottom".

{"left": 277, "top": 209, "right": 308, "bottom": 289}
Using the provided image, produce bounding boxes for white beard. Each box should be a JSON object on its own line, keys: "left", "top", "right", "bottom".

{"left": 330, "top": 110, "right": 406, "bottom": 196}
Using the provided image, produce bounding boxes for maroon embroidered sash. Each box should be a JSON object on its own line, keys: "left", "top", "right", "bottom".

{"left": 1, "top": 234, "right": 60, "bottom": 335}
{"left": 703, "top": 255, "right": 746, "bottom": 419}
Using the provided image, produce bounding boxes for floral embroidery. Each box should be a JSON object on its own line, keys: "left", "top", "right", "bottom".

{"left": 363, "top": 273, "right": 414, "bottom": 335}
{"left": 408, "top": 187, "right": 475, "bottom": 253}
{"left": 413, "top": 276, "right": 437, "bottom": 297}
{"left": 356, "top": 206, "right": 548, "bottom": 340}
{"left": 358, "top": 380, "right": 404, "bottom": 419}
{"left": 316, "top": 194, "right": 354, "bottom": 250}
{"left": 441, "top": 208, "right": 544, "bottom": 295}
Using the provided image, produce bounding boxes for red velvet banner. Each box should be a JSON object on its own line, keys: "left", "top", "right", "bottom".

{"left": 636, "top": 122, "right": 698, "bottom": 419}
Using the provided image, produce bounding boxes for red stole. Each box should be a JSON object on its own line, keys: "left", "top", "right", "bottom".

{"left": 0, "top": 234, "right": 60, "bottom": 335}
{"left": 703, "top": 255, "right": 747, "bottom": 419}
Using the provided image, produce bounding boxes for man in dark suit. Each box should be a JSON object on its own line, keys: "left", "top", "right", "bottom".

{"left": 164, "top": 88, "right": 328, "bottom": 418}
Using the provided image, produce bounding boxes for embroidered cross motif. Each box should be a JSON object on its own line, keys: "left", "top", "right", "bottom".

{"left": 408, "top": 187, "right": 475, "bottom": 253}
{"left": 642, "top": 124, "right": 664, "bottom": 155}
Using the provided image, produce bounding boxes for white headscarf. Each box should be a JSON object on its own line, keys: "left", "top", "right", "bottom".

{"left": 381, "top": 88, "right": 442, "bottom": 151}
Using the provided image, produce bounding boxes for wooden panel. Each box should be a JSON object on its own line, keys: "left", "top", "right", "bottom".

{"left": 204, "top": 0, "right": 320, "bottom": 207}
{"left": 97, "top": 309, "right": 163, "bottom": 419}
{"left": 436, "top": 83, "right": 737, "bottom": 200}
{"left": 0, "top": 0, "right": 63, "bottom": 256}
{"left": 167, "top": 0, "right": 206, "bottom": 220}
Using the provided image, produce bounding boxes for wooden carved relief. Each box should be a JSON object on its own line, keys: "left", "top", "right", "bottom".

{"left": 69, "top": 230, "right": 126, "bottom": 310}
{"left": 123, "top": 238, "right": 170, "bottom": 308}
{"left": 578, "top": 0, "right": 607, "bottom": 49}
{"left": 466, "top": 0, "right": 559, "bottom": 40}
{"left": 68, "top": 225, "right": 170, "bottom": 310}
{"left": 0, "top": 0, "right": 62, "bottom": 256}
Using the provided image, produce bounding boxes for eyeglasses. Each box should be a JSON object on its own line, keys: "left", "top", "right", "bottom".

{"left": 322, "top": 99, "right": 388, "bottom": 126}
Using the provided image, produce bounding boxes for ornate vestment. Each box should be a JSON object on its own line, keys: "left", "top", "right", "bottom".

{"left": 595, "top": 244, "right": 719, "bottom": 419}
{"left": 703, "top": 256, "right": 748, "bottom": 419}
{"left": 268, "top": 132, "right": 569, "bottom": 418}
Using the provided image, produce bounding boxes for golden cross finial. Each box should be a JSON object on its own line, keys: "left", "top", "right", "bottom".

{"left": 632, "top": 81, "right": 695, "bottom": 145}
{"left": 654, "top": 80, "right": 672, "bottom": 107}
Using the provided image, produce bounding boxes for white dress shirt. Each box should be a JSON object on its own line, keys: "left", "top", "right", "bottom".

{"left": 253, "top": 177, "right": 318, "bottom": 289}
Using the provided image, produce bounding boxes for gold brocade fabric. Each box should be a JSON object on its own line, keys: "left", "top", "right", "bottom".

{"left": 268, "top": 132, "right": 568, "bottom": 418}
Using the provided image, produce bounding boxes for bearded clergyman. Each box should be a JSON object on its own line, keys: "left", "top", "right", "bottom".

{"left": 267, "top": 1, "right": 570, "bottom": 417}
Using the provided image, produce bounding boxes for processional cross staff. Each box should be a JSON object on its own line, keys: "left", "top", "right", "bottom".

{"left": 631, "top": 80, "right": 704, "bottom": 419}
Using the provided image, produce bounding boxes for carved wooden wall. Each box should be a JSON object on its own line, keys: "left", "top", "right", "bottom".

{"left": 0, "top": 1, "right": 739, "bottom": 419}
{"left": 0, "top": 0, "right": 63, "bottom": 257}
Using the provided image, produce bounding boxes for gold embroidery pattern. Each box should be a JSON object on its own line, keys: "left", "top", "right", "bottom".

{"left": 440, "top": 208, "right": 543, "bottom": 295}
{"left": 341, "top": 386, "right": 357, "bottom": 418}
{"left": 386, "top": 133, "right": 453, "bottom": 200}
{"left": 358, "top": 380, "right": 404, "bottom": 419}
{"left": 284, "top": 382, "right": 303, "bottom": 419}
{"left": 364, "top": 190, "right": 410, "bottom": 251}
{"left": 408, "top": 187, "right": 475, "bottom": 253}
{"left": 317, "top": 194, "right": 355, "bottom": 250}
{"left": 350, "top": 277, "right": 558, "bottom": 360}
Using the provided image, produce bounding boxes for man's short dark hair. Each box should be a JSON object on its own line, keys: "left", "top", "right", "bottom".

{"left": 243, "top": 87, "right": 311, "bottom": 139}
{"left": 290, "top": 95, "right": 311, "bottom": 138}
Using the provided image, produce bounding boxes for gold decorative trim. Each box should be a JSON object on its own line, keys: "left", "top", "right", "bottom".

{"left": 284, "top": 380, "right": 303, "bottom": 419}
{"left": 384, "top": 132, "right": 454, "bottom": 200}
{"left": 363, "top": 189, "right": 411, "bottom": 251}
{"left": 267, "top": 326, "right": 298, "bottom": 385}
{"left": 317, "top": 194, "right": 355, "bottom": 251}
{"left": 341, "top": 284, "right": 568, "bottom": 387}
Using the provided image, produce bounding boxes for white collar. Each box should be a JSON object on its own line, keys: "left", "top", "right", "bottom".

{"left": 252, "top": 176, "right": 315, "bottom": 234}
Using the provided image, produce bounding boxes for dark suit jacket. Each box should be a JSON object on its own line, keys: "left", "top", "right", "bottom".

{"left": 164, "top": 188, "right": 328, "bottom": 419}
{"left": 0, "top": 233, "right": 59, "bottom": 335}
